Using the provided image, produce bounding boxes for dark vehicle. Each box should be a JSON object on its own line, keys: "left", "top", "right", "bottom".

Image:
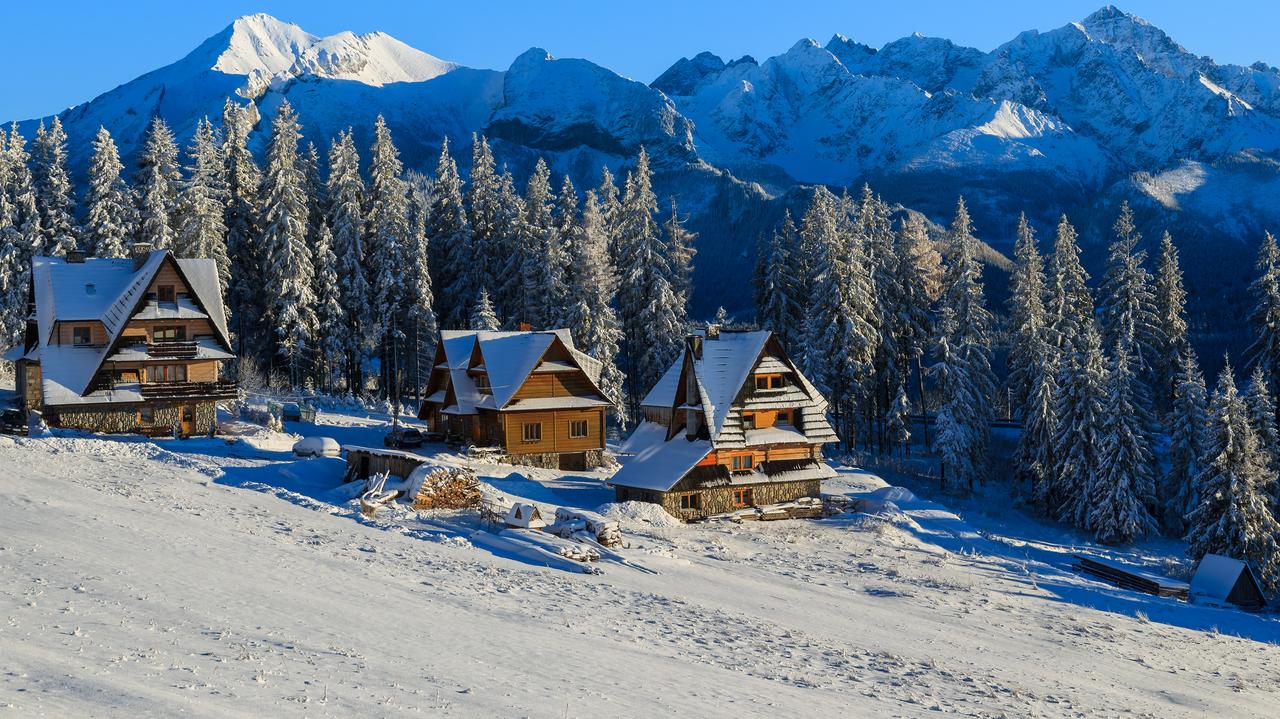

{"left": 384, "top": 427, "right": 424, "bottom": 449}
{"left": 0, "top": 408, "right": 27, "bottom": 436}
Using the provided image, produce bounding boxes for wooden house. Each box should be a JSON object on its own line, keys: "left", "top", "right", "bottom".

{"left": 3, "top": 245, "right": 236, "bottom": 437}
{"left": 418, "top": 329, "right": 612, "bottom": 470}
{"left": 1190, "top": 554, "right": 1268, "bottom": 611}
{"left": 609, "top": 328, "right": 838, "bottom": 520}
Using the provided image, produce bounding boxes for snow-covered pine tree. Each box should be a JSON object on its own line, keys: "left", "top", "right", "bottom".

{"left": 1186, "top": 359, "right": 1280, "bottom": 592}
{"left": 1045, "top": 215, "right": 1093, "bottom": 353}
{"left": 135, "top": 116, "right": 181, "bottom": 251}
{"left": 597, "top": 166, "right": 621, "bottom": 265}
{"left": 259, "top": 100, "right": 317, "bottom": 385}
{"left": 366, "top": 116, "right": 412, "bottom": 397}
{"left": 82, "top": 127, "right": 134, "bottom": 258}
{"left": 517, "top": 158, "right": 567, "bottom": 330}
{"left": 1247, "top": 231, "right": 1280, "bottom": 408}
{"left": 491, "top": 167, "right": 526, "bottom": 323}
{"left": 1053, "top": 322, "right": 1108, "bottom": 527}
{"left": 469, "top": 288, "right": 500, "bottom": 331}
{"left": 931, "top": 197, "right": 995, "bottom": 489}
{"left": 405, "top": 190, "right": 439, "bottom": 400}
{"left": 663, "top": 197, "right": 697, "bottom": 316}
{"left": 301, "top": 141, "right": 325, "bottom": 235}
{"left": 1245, "top": 364, "right": 1280, "bottom": 476}
{"left": 755, "top": 210, "right": 802, "bottom": 349}
{"left": 311, "top": 223, "right": 346, "bottom": 391}
{"left": 615, "top": 148, "right": 684, "bottom": 416}
{"left": 894, "top": 212, "right": 938, "bottom": 437}
{"left": 1007, "top": 212, "right": 1049, "bottom": 412}
{"left": 31, "top": 118, "right": 77, "bottom": 255}
{"left": 0, "top": 125, "right": 42, "bottom": 347}
{"left": 566, "top": 191, "right": 627, "bottom": 426}
{"left": 175, "top": 118, "right": 230, "bottom": 290}
{"left": 326, "top": 130, "right": 371, "bottom": 393}
{"left": 1021, "top": 349, "right": 1060, "bottom": 507}
{"left": 1099, "top": 201, "right": 1162, "bottom": 373}
{"left": 1166, "top": 350, "right": 1210, "bottom": 527}
{"left": 221, "top": 99, "right": 264, "bottom": 358}
{"left": 1091, "top": 345, "right": 1159, "bottom": 544}
{"left": 887, "top": 381, "right": 912, "bottom": 459}
{"left": 859, "top": 186, "right": 901, "bottom": 436}
{"left": 551, "top": 175, "right": 582, "bottom": 328}
{"left": 467, "top": 135, "right": 502, "bottom": 285}
{"left": 1154, "top": 231, "right": 1189, "bottom": 406}
{"left": 429, "top": 138, "right": 474, "bottom": 329}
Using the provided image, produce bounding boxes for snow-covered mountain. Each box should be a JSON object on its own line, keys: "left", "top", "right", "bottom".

{"left": 15, "top": 7, "right": 1280, "bottom": 319}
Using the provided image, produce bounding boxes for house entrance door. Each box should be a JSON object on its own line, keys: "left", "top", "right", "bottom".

{"left": 181, "top": 405, "right": 194, "bottom": 436}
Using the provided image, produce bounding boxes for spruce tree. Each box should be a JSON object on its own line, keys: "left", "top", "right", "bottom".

{"left": 552, "top": 175, "right": 582, "bottom": 328}
{"left": 470, "top": 288, "right": 500, "bottom": 331}
{"left": 31, "top": 118, "right": 77, "bottom": 255}
{"left": 1053, "top": 322, "right": 1107, "bottom": 526}
{"left": 755, "top": 210, "right": 802, "bottom": 349}
{"left": 135, "top": 116, "right": 181, "bottom": 251}
{"left": 1091, "top": 345, "right": 1159, "bottom": 544}
{"left": 894, "top": 212, "right": 937, "bottom": 435}
{"left": 260, "top": 100, "right": 316, "bottom": 384}
{"left": 1022, "top": 350, "right": 1060, "bottom": 508}
{"left": 566, "top": 191, "right": 627, "bottom": 426}
{"left": 406, "top": 191, "right": 439, "bottom": 399}
{"left": 312, "top": 224, "right": 346, "bottom": 391}
{"left": 429, "top": 138, "right": 473, "bottom": 329}
{"left": 1045, "top": 215, "right": 1093, "bottom": 352}
{"left": 1154, "top": 231, "right": 1189, "bottom": 405}
{"left": 1186, "top": 360, "right": 1280, "bottom": 592}
{"left": 327, "top": 130, "right": 371, "bottom": 393}
{"left": 1247, "top": 231, "right": 1280, "bottom": 406}
{"left": 82, "top": 127, "right": 134, "bottom": 258}
{"left": 222, "top": 99, "right": 264, "bottom": 358}
{"left": 887, "top": 381, "right": 912, "bottom": 459}
{"left": 1166, "top": 350, "right": 1209, "bottom": 526}
{"left": 597, "top": 166, "right": 622, "bottom": 265}
{"left": 176, "top": 118, "right": 230, "bottom": 291}
{"left": 1007, "top": 212, "right": 1048, "bottom": 412}
{"left": 515, "top": 158, "right": 566, "bottom": 329}
{"left": 366, "top": 116, "right": 412, "bottom": 397}
{"left": 1245, "top": 365, "right": 1280, "bottom": 476}
{"left": 1099, "top": 202, "right": 1162, "bottom": 373}
{"left": 664, "top": 197, "right": 697, "bottom": 315}
{"left": 491, "top": 167, "right": 525, "bottom": 323}
{"left": 0, "top": 126, "right": 42, "bottom": 348}
{"left": 467, "top": 135, "right": 502, "bottom": 283}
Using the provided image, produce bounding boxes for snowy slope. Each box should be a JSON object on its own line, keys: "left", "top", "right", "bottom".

{"left": 2, "top": 410, "right": 1278, "bottom": 716}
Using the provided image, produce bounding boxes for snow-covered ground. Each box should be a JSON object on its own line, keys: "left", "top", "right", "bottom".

{"left": 2, "top": 405, "right": 1278, "bottom": 717}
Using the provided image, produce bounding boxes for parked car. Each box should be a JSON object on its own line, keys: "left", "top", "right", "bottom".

{"left": 0, "top": 408, "right": 27, "bottom": 436}
{"left": 292, "top": 436, "right": 341, "bottom": 458}
{"left": 384, "top": 427, "right": 424, "bottom": 449}
{"left": 281, "top": 402, "right": 303, "bottom": 422}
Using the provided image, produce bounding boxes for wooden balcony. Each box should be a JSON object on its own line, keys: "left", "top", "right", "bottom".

{"left": 140, "top": 380, "right": 238, "bottom": 401}
{"left": 146, "top": 340, "right": 199, "bottom": 359}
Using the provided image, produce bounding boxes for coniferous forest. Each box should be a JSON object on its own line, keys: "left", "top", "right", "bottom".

{"left": 3, "top": 100, "right": 1280, "bottom": 589}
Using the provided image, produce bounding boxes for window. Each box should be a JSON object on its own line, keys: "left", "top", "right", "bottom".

{"left": 755, "top": 374, "right": 786, "bottom": 390}
{"left": 138, "top": 408, "right": 154, "bottom": 424}
{"left": 733, "top": 488, "right": 754, "bottom": 507}
{"left": 147, "top": 365, "right": 187, "bottom": 383}
{"left": 569, "top": 419, "right": 588, "bottom": 438}
{"left": 157, "top": 285, "right": 175, "bottom": 302}
{"left": 474, "top": 374, "right": 492, "bottom": 395}
{"left": 153, "top": 326, "right": 186, "bottom": 342}
{"left": 730, "top": 454, "right": 754, "bottom": 472}
{"left": 743, "top": 413, "right": 755, "bottom": 430}
{"left": 522, "top": 422, "right": 542, "bottom": 443}
{"left": 679, "top": 493, "right": 701, "bottom": 510}
{"left": 182, "top": 406, "right": 194, "bottom": 422}
{"left": 777, "top": 410, "right": 792, "bottom": 425}
{"left": 72, "top": 326, "right": 92, "bottom": 345}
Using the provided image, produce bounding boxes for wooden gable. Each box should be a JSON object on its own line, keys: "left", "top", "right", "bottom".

{"left": 505, "top": 335, "right": 607, "bottom": 406}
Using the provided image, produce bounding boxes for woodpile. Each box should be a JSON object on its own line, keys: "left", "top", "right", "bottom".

{"left": 410, "top": 466, "right": 482, "bottom": 510}
{"left": 545, "top": 508, "right": 624, "bottom": 547}
{"left": 501, "top": 528, "right": 601, "bottom": 563}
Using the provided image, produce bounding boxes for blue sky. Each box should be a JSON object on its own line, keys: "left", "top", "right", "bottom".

{"left": 3, "top": 0, "right": 1278, "bottom": 120}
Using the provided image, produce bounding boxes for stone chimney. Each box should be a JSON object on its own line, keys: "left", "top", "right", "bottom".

{"left": 706, "top": 324, "right": 721, "bottom": 340}
{"left": 129, "top": 241, "right": 153, "bottom": 271}
{"left": 686, "top": 334, "right": 703, "bottom": 360}
{"left": 65, "top": 247, "right": 86, "bottom": 263}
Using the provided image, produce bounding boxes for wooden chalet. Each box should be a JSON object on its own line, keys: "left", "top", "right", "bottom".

{"left": 4, "top": 244, "right": 236, "bottom": 437}
{"left": 418, "top": 329, "right": 612, "bottom": 470}
{"left": 609, "top": 327, "right": 839, "bottom": 520}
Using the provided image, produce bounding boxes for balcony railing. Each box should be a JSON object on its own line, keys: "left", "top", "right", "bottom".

{"left": 146, "top": 340, "right": 199, "bottom": 359}
{"left": 140, "top": 380, "right": 238, "bottom": 400}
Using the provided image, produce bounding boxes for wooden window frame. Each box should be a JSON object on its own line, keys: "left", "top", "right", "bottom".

{"left": 569, "top": 419, "right": 588, "bottom": 438}
{"left": 147, "top": 364, "right": 188, "bottom": 383}
{"left": 153, "top": 326, "right": 186, "bottom": 342}
{"left": 157, "top": 285, "right": 175, "bottom": 303}
{"left": 730, "top": 454, "right": 754, "bottom": 472}
{"left": 679, "top": 493, "right": 701, "bottom": 510}
{"left": 521, "top": 422, "right": 542, "bottom": 443}
{"left": 71, "top": 326, "right": 92, "bottom": 345}
{"left": 138, "top": 408, "right": 155, "bottom": 425}
{"left": 733, "top": 488, "right": 754, "bottom": 507}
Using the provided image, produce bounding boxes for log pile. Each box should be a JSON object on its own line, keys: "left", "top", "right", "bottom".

{"left": 501, "top": 528, "right": 601, "bottom": 562}
{"left": 546, "top": 507, "right": 624, "bottom": 547}
{"left": 411, "top": 466, "right": 482, "bottom": 510}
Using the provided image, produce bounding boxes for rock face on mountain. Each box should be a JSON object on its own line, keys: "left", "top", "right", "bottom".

{"left": 13, "top": 7, "right": 1280, "bottom": 321}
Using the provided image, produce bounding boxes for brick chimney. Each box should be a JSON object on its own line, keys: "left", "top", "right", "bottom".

{"left": 129, "top": 241, "right": 153, "bottom": 270}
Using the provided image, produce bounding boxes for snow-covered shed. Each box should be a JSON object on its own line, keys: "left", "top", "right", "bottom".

{"left": 417, "top": 329, "right": 612, "bottom": 470}
{"left": 504, "top": 502, "right": 545, "bottom": 529}
{"left": 611, "top": 328, "right": 837, "bottom": 520}
{"left": 1190, "top": 554, "right": 1268, "bottom": 611}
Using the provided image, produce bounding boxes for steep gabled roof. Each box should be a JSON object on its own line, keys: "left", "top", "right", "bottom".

{"left": 430, "top": 329, "right": 606, "bottom": 414}
{"left": 477, "top": 331, "right": 558, "bottom": 408}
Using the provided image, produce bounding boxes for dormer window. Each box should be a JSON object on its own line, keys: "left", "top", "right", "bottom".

{"left": 84, "top": 283, "right": 96, "bottom": 295}
{"left": 755, "top": 374, "right": 785, "bottom": 390}
{"left": 474, "top": 375, "right": 492, "bottom": 395}
{"left": 72, "top": 326, "right": 92, "bottom": 345}
{"left": 157, "top": 285, "right": 175, "bottom": 303}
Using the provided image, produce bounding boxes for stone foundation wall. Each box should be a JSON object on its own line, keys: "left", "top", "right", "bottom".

{"left": 657, "top": 479, "right": 822, "bottom": 521}
{"left": 500, "top": 449, "right": 608, "bottom": 471}
{"left": 54, "top": 401, "right": 216, "bottom": 437}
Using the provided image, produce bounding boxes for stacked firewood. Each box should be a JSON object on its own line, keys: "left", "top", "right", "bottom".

{"left": 410, "top": 466, "right": 482, "bottom": 510}
{"left": 545, "top": 507, "right": 624, "bottom": 548}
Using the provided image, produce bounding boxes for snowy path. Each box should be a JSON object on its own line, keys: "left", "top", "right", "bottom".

{"left": 2, "top": 430, "right": 1279, "bottom": 716}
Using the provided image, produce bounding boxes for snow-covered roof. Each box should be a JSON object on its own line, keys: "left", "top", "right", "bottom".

{"left": 744, "top": 425, "right": 809, "bottom": 447}
{"left": 1190, "top": 554, "right": 1265, "bottom": 606}
{"left": 641, "top": 358, "right": 683, "bottom": 409}
{"left": 609, "top": 421, "right": 711, "bottom": 492}
{"left": 31, "top": 252, "right": 232, "bottom": 407}
{"left": 106, "top": 338, "right": 234, "bottom": 363}
{"left": 753, "top": 356, "right": 792, "bottom": 374}
{"left": 504, "top": 396, "right": 611, "bottom": 411}
{"left": 693, "top": 330, "right": 771, "bottom": 438}
{"left": 429, "top": 329, "right": 606, "bottom": 415}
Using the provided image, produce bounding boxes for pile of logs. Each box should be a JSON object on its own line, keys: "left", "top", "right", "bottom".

{"left": 411, "top": 466, "right": 482, "bottom": 510}
{"left": 544, "top": 508, "right": 624, "bottom": 548}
